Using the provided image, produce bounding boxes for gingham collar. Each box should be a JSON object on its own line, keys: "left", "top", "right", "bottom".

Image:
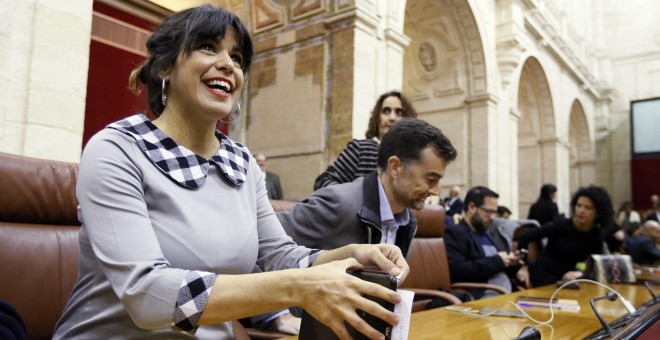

{"left": 108, "top": 114, "right": 250, "bottom": 189}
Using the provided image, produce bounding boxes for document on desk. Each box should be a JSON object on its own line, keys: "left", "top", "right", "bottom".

{"left": 391, "top": 289, "right": 414, "bottom": 340}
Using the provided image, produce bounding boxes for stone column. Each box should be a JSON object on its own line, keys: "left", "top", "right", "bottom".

{"left": 246, "top": 0, "right": 409, "bottom": 198}
{"left": 465, "top": 94, "right": 499, "bottom": 187}
{"left": 0, "top": 0, "right": 92, "bottom": 162}
{"left": 539, "top": 137, "right": 570, "bottom": 212}
{"left": 325, "top": 0, "right": 410, "bottom": 159}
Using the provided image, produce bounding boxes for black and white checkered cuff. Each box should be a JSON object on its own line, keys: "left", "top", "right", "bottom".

{"left": 172, "top": 271, "right": 217, "bottom": 334}
{"left": 298, "top": 249, "right": 324, "bottom": 268}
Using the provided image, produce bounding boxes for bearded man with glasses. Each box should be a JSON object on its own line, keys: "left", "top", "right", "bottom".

{"left": 444, "top": 186, "right": 522, "bottom": 298}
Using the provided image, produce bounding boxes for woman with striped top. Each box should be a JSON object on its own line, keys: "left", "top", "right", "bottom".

{"left": 313, "top": 91, "right": 418, "bottom": 190}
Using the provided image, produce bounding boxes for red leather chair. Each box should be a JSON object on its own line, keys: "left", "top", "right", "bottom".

{"left": 0, "top": 152, "right": 80, "bottom": 339}
{"left": 400, "top": 204, "right": 508, "bottom": 311}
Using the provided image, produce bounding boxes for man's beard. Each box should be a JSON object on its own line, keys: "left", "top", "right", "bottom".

{"left": 470, "top": 214, "right": 488, "bottom": 232}
{"left": 400, "top": 195, "right": 425, "bottom": 211}
{"left": 392, "top": 182, "right": 425, "bottom": 210}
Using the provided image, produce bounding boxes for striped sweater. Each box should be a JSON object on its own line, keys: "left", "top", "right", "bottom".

{"left": 313, "top": 138, "right": 380, "bottom": 190}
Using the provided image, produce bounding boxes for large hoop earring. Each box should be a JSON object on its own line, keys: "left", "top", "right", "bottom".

{"left": 220, "top": 101, "right": 241, "bottom": 124}
{"left": 161, "top": 79, "right": 167, "bottom": 106}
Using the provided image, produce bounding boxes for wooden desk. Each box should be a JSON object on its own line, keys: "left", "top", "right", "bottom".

{"left": 634, "top": 265, "right": 660, "bottom": 282}
{"left": 408, "top": 283, "right": 656, "bottom": 339}
{"left": 284, "top": 282, "right": 657, "bottom": 339}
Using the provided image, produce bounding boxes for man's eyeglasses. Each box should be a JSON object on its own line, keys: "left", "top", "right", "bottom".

{"left": 477, "top": 206, "right": 498, "bottom": 217}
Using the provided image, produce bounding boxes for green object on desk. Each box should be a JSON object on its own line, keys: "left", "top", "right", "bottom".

{"left": 576, "top": 262, "right": 586, "bottom": 271}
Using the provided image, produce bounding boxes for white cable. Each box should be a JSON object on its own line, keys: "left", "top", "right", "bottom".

{"left": 458, "top": 278, "right": 636, "bottom": 325}
{"left": 564, "top": 279, "right": 636, "bottom": 314}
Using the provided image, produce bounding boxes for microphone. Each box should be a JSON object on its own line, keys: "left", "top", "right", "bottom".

{"left": 644, "top": 281, "right": 658, "bottom": 301}
{"left": 589, "top": 291, "right": 618, "bottom": 335}
{"left": 512, "top": 325, "right": 541, "bottom": 340}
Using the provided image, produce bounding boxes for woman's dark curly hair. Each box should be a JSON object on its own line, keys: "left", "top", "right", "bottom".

{"left": 365, "top": 91, "right": 418, "bottom": 139}
{"left": 570, "top": 185, "right": 614, "bottom": 229}
{"left": 128, "top": 4, "right": 254, "bottom": 116}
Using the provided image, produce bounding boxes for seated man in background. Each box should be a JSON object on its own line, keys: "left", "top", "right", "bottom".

{"left": 645, "top": 195, "right": 660, "bottom": 222}
{"left": 250, "top": 119, "right": 457, "bottom": 333}
{"left": 254, "top": 153, "right": 284, "bottom": 200}
{"left": 444, "top": 186, "right": 521, "bottom": 298}
{"left": 444, "top": 185, "right": 464, "bottom": 218}
{"left": 629, "top": 220, "right": 660, "bottom": 265}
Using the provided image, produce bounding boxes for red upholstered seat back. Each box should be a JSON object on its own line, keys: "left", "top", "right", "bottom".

{"left": 0, "top": 152, "right": 81, "bottom": 339}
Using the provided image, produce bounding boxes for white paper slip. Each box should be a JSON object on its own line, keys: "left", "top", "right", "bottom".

{"left": 391, "top": 289, "right": 414, "bottom": 340}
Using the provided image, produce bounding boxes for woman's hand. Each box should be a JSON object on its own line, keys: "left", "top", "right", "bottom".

{"left": 299, "top": 258, "right": 401, "bottom": 340}
{"left": 561, "top": 270, "right": 583, "bottom": 282}
{"left": 516, "top": 265, "right": 531, "bottom": 288}
{"left": 315, "top": 244, "right": 410, "bottom": 284}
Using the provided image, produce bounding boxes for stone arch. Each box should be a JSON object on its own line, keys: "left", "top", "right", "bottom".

{"left": 402, "top": 0, "right": 488, "bottom": 103}
{"left": 401, "top": 0, "right": 491, "bottom": 195}
{"left": 568, "top": 99, "right": 594, "bottom": 194}
{"left": 517, "top": 57, "right": 557, "bottom": 218}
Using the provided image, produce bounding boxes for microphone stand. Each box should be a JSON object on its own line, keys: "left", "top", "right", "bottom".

{"left": 643, "top": 281, "right": 657, "bottom": 301}
{"left": 589, "top": 291, "right": 618, "bottom": 336}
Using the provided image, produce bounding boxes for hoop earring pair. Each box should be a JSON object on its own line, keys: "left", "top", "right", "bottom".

{"left": 220, "top": 101, "right": 241, "bottom": 124}
{"left": 161, "top": 79, "right": 167, "bottom": 106}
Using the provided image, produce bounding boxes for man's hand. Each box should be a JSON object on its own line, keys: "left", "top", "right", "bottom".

{"left": 561, "top": 270, "right": 583, "bottom": 281}
{"left": 497, "top": 251, "right": 520, "bottom": 267}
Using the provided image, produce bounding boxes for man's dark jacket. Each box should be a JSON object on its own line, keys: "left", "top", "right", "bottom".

{"left": 444, "top": 219, "right": 517, "bottom": 297}
{"left": 277, "top": 172, "right": 416, "bottom": 257}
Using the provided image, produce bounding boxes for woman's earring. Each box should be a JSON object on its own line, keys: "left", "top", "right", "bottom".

{"left": 220, "top": 101, "right": 241, "bottom": 124}
{"left": 161, "top": 79, "right": 167, "bottom": 106}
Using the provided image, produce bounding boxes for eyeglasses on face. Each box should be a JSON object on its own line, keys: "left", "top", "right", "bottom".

{"left": 477, "top": 206, "right": 498, "bottom": 216}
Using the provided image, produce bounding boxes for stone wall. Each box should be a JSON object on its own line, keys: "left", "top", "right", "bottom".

{"left": 0, "top": 0, "right": 92, "bottom": 162}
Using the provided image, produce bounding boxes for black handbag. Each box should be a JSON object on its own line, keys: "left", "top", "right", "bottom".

{"left": 298, "top": 270, "right": 397, "bottom": 340}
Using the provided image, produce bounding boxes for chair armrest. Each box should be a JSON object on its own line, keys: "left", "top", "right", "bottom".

{"left": 405, "top": 288, "right": 463, "bottom": 305}
{"left": 245, "top": 328, "right": 292, "bottom": 339}
{"left": 451, "top": 282, "right": 509, "bottom": 295}
{"left": 404, "top": 288, "right": 463, "bottom": 312}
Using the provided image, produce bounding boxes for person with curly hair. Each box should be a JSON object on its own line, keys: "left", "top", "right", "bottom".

{"left": 313, "top": 90, "right": 418, "bottom": 190}
{"left": 515, "top": 185, "right": 614, "bottom": 287}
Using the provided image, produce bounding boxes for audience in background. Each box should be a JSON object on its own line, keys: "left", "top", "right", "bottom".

{"left": 516, "top": 185, "right": 614, "bottom": 288}
{"left": 313, "top": 90, "right": 418, "bottom": 190}
{"left": 628, "top": 220, "right": 660, "bottom": 265}
{"left": 497, "top": 206, "right": 512, "bottom": 219}
{"left": 645, "top": 194, "right": 660, "bottom": 222}
{"left": 444, "top": 186, "right": 521, "bottom": 298}
{"left": 425, "top": 183, "right": 457, "bottom": 227}
{"left": 444, "top": 185, "right": 464, "bottom": 219}
{"left": 602, "top": 220, "right": 626, "bottom": 254}
{"left": 527, "top": 183, "right": 560, "bottom": 226}
{"left": 616, "top": 201, "right": 641, "bottom": 236}
{"left": 254, "top": 153, "right": 283, "bottom": 200}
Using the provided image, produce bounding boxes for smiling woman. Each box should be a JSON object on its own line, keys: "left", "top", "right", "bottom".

{"left": 52, "top": 5, "right": 410, "bottom": 339}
